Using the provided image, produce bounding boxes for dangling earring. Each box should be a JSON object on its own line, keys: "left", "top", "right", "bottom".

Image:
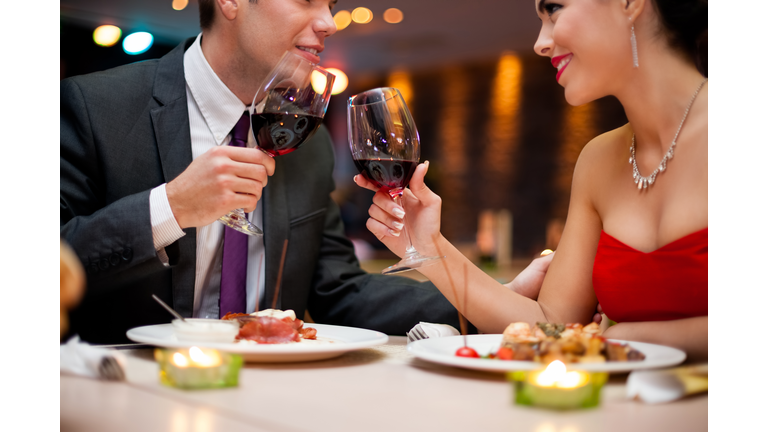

{"left": 630, "top": 21, "right": 639, "bottom": 68}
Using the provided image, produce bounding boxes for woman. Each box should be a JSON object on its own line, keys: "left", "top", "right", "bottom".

{"left": 355, "top": 0, "right": 708, "bottom": 361}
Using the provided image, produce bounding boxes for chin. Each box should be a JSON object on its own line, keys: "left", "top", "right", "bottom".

{"left": 562, "top": 84, "right": 598, "bottom": 107}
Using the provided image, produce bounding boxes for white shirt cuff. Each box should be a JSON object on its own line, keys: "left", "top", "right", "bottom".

{"left": 150, "top": 184, "right": 185, "bottom": 264}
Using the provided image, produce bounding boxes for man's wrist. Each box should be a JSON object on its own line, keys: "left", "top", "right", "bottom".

{"left": 150, "top": 184, "right": 186, "bottom": 249}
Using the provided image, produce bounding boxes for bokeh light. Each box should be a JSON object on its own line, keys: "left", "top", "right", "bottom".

{"left": 383, "top": 8, "right": 404, "bottom": 24}
{"left": 172, "top": 0, "right": 189, "bottom": 11}
{"left": 93, "top": 25, "right": 122, "bottom": 47}
{"left": 351, "top": 7, "right": 373, "bottom": 24}
{"left": 325, "top": 68, "right": 349, "bottom": 95}
{"left": 123, "top": 32, "right": 154, "bottom": 55}
{"left": 333, "top": 10, "right": 352, "bottom": 30}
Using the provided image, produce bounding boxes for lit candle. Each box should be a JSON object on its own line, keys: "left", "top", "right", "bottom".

{"left": 156, "top": 347, "right": 241, "bottom": 389}
{"left": 508, "top": 361, "right": 607, "bottom": 410}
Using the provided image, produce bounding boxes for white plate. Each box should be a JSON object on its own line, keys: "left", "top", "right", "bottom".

{"left": 407, "top": 334, "right": 686, "bottom": 373}
{"left": 127, "top": 323, "right": 388, "bottom": 363}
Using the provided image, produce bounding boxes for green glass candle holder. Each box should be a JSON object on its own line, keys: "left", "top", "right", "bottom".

{"left": 155, "top": 347, "right": 243, "bottom": 390}
{"left": 507, "top": 367, "right": 608, "bottom": 410}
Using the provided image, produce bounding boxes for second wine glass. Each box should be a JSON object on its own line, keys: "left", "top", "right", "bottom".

{"left": 347, "top": 87, "right": 443, "bottom": 275}
{"left": 218, "top": 51, "right": 335, "bottom": 236}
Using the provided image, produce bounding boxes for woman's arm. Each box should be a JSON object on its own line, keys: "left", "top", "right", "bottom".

{"left": 603, "top": 316, "right": 708, "bottom": 363}
{"left": 356, "top": 144, "right": 605, "bottom": 333}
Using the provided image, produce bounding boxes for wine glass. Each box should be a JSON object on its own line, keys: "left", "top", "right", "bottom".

{"left": 347, "top": 87, "right": 443, "bottom": 275}
{"left": 218, "top": 51, "right": 335, "bottom": 236}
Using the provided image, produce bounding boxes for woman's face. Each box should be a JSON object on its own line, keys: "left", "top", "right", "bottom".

{"left": 533, "top": 0, "right": 634, "bottom": 105}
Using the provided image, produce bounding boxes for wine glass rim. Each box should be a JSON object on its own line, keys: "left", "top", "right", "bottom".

{"left": 348, "top": 87, "right": 402, "bottom": 106}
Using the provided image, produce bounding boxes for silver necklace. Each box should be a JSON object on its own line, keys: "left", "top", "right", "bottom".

{"left": 629, "top": 79, "right": 707, "bottom": 190}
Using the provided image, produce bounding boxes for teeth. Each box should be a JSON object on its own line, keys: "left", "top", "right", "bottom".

{"left": 557, "top": 57, "right": 570, "bottom": 71}
{"left": 298, "top": 47, "right": 318, "bottom": 55}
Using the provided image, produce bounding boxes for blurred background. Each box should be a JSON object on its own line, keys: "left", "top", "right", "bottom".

{"left": 60, "top": 0, "right": 629, "bottom": 278}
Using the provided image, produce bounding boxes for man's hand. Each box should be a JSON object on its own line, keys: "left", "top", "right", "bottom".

{"left": 504, "top": 252, "right": 555, "bottom": 300}
{"left": 166, "top": 146, "right": 275, "bottom": 229}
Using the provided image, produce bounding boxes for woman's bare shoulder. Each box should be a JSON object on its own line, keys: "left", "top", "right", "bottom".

{"left": 573, "top": 124, "right": 631, "bottom": 180}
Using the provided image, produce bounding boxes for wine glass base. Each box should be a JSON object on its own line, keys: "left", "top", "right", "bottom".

{"left": 219, "top": 212, "right": 263, "bottom": 236}
{"left": 381, "top": 254, "right": 444, "bottom": 275}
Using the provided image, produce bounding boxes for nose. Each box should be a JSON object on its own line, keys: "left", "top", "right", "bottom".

{"left": 314, "top": 7, "right": 337, "bottom": 37}
{"left": 533, "top": 23, "right": 553, "bottom": 57}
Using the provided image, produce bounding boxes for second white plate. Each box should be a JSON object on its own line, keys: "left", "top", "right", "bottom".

{"left": 407, "top": 334, "right": 686, "bottom": 373}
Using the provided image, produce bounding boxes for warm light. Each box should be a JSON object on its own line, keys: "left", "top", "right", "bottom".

{"left": 172, "top": 352, "right": 189, "bottom": 367}
{"left": 387, "top": 70, "right": 413, "bottom": 107}
{"left": 172, "top": 0, "right": 188, "bottom": 11}
{"left": 383, "top": 8, "right": 404, "bottom": 24}
{"left": 540, "top": 249, "right": 554, "bottom": 256}
{"left": 325, "top": 68, "right": 349, "bottom": 95}
{"left": 534, "top": 360, "right": 586, "bottom": 389}
{"left": 311, "top": 70, "right": 329, "bottom": 95}
{"left": 188, "top": 347, "right": 222, "bottom": 367}
{"left": 92, "top": 25, "right": 121, "bottom": 47}
{"left": 351, "top": 7, "right": 373, "bottom": 24}
{"left": 333, "top": 10, "right": 352, "bottom": 30}
{"left": 123, "top": 32, "right": 154, "bottom": 55}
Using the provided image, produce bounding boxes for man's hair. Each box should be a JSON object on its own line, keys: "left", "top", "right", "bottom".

{"left": 199, "top": 0, "right": 257, "bottom": 31}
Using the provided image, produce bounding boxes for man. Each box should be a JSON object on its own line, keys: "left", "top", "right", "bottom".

{"left": 60, "top": 0, "right": 550, "bottom": 344}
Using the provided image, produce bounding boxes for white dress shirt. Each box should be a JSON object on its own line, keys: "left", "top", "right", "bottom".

{"left": 148, "top": 33, "right": 266, "bottom": 318}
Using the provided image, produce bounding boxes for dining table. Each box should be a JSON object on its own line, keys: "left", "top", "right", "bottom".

{"left": 60, "top": 335, "right": 707, "bottom": 432}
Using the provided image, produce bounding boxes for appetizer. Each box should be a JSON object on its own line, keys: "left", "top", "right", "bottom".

{"left": 222, "top": 309, "right": 317, "bottom": 344}
{"left": 466, "top": 322, "right": 645, "bottom": 364}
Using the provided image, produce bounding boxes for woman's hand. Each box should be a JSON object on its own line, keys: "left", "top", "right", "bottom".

{"left": 353, "top": 161, "right": 444, "bottom": 257}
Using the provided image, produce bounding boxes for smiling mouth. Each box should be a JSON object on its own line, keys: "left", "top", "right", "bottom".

{"left": 556, "top": 56, "right": 570, "bottom": 72}
{"left": 297, "top": 47, "right": 318, "bottom": 56}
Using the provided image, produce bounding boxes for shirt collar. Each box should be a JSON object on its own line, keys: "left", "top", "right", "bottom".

{"left": 184, "top": 33, "right": 247, "bottom": 145}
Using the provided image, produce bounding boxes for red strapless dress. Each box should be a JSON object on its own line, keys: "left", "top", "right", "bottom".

{"left": 592, "top": 228, "right": 708, "bottom": 323}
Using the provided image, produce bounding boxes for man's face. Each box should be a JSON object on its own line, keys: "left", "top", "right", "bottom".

{"left": 235, "top": 0, "right": 337, "bottom": 81}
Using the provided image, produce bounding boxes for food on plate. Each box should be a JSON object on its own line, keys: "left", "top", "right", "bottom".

{"left": 455, "top": 346, "right": 480, "bottom": 358}
{"left": 222, "top": 309, "right": 317, "bottom": 344}
{"left": 461, "top": 322, "right": 645, "bottom": 364}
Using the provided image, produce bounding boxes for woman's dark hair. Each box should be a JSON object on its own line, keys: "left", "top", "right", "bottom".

{"left": 652, "top": 0, "right": 708, "bottom": 76}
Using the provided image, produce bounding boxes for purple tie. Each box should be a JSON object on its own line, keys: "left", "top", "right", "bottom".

{"left": 219, "top": 112, "right": 251, "bottom": 318}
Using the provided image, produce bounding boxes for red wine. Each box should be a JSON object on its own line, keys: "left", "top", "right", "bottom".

{"left": 353, "top": 159, "right": 418, "bottom": 190}
{"left": 251, "top": 113, "right": 323, "bottom": 156}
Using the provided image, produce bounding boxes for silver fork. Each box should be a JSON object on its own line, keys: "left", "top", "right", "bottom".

{"left": 406, "top": 325, "right": 429, "bottom": 344}
{"left": 98, "top": 356, "right": 126, "bottom": 381}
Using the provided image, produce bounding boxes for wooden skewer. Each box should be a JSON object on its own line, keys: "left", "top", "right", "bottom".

{"left": 271, "top": 239, "right": 289, "bottom": 311}
{"left": 432, "top": 234, "right": 468, "bottom": 345}
{"left": 255, "top": 253, "right": 264, "bottom": 313}
{"left": 462, "top": 263, "right": 469, "bottom": 346}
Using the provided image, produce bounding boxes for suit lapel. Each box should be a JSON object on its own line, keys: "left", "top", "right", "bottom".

{"left": 263, "top": 156, "right": 290, "bottom": 310}
{"left": 150, "top": 38, "right": 198, "bottom": 317}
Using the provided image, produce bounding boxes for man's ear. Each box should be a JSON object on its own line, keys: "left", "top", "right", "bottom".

{"left": 216, "top": 0, "right": 240, "bottom": 22}
{"left": 623, "top": 0, "right": 647, "bottom": 23}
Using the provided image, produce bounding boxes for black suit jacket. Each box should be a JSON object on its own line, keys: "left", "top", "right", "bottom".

{"left": 61, "top": 38, "right": 468, "bottom": 344}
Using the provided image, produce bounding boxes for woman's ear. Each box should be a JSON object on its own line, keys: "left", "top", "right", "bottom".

{"left": 623, "top": 0, "right": 647, "bottom": 23}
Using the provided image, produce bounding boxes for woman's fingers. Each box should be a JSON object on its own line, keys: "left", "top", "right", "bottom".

{"left": 368, "top": 202, "right": 404, "bottom": 234}
{"left": 366, "top": 216, "right": 400, "bottom": 240}
{"left": 406, "top": 162, "right": 437, "bottom": 203}
{"left": 353, "top": 174, "right": 379, "bottom": 192}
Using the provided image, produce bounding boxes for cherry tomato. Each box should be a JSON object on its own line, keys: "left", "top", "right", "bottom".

{"left": 455, "top": 346, "right": 480, "bottom": 358}
{"left": 496, "top": 347, "right": 514, "bottom": 360}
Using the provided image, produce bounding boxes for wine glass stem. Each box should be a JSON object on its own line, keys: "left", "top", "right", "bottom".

{"left": 391, "top": 190, "right": 419, "bottom": 258}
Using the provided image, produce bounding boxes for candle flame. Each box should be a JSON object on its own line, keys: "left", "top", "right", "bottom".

{"left": 172, "top": 352, "right": 189, "bottom": 368}
{"left": 535, "top": 360, "right": 585, "bottom": 389}
{"left": 188, "top": 347, "right": 222, "bottom": 367}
